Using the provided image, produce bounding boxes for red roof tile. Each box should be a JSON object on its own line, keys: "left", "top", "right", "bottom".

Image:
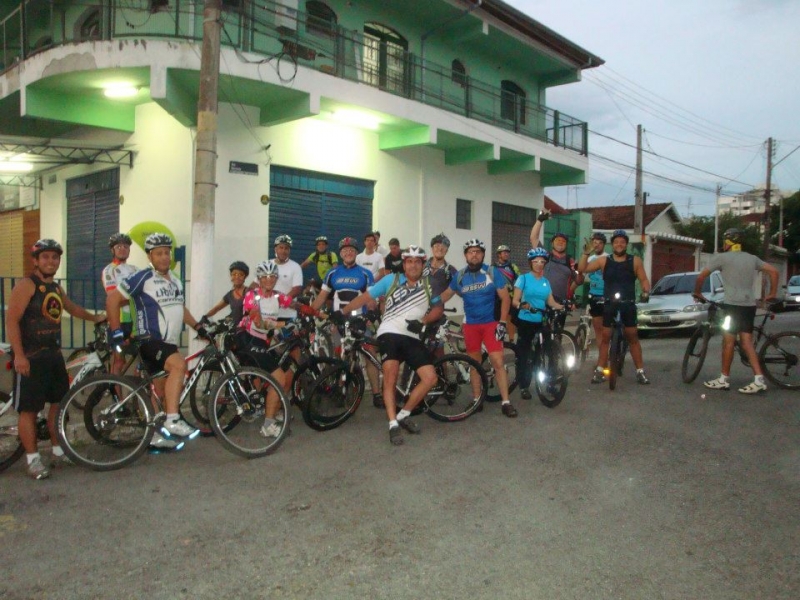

{"left": 579, "top": 203, "right": 679, "bottom": 230}
{"left": 544, "top": 195, "right": 569, "bottom": 215}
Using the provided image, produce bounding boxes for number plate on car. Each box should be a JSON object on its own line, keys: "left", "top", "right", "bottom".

{"left": 650, "top": 315, "right": 670, "bottom": 323}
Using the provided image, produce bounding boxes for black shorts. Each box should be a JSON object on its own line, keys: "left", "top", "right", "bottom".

{"left": 721, "top": 304, "right": 756, "bottom": 335}
{"left": 378, "top": 333, "right": 432, "bottom": 371}
{"left": 138, "top": 340, "right": 180, "bottom": 374}
{"left": 602, "top": 302, "right": 638, "bottom": 328}
{"left": 14, "top": 350, "right": 69, "bottom": 413}
{"left": 588, "top": 297, "right": 605, "bottom": 318}
{"left": 234, "top": 331, "right": 281, "bottom": 373}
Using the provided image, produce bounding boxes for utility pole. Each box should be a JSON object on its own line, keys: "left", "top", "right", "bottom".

{"left": 714, "top": 184, "right": 721, "bottom": 254}
{"left": 633, "top": 124, "right": 643, "bottom": 238}
{"left": 761, "top": 137, "right": 773, "bottom": 259}
{"left": 190, "top": 0, "right": 222, "bottom": 343}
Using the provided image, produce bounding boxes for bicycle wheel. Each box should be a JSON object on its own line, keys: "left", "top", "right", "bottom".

{"left": 208, "top": 367, "right": 290, "bottom": 458}
{"left": 556, "top": 331, "right": 579, "bottom": 371}
{"left": 302, "top": 364, "right": 364, "bottom": 431}
{"left": 608, "top": 329, "right": 620, "bottom": 391}
{"left": 424, "top": 354, "right": 488, "bottom": 422}
{"left": 291, "top": 356, "right": 342, "bottom": 406}
{"left": 57, "top": 375, "right": 153, "bottom": 471}
{"left": 759, "top": 332, "right": 800, "bottom": 390}
{"left": 534, "top": 342, "right": 568, "bottom": 408}
{"left": 682, "top": 328, "right": 710, "bottom": 383}
{"left": 483, "top": 342, "right": 519, "bottom": 402}
{"left": 573, "top": 324, "right": 588, "bottom": 370}
{"left": 0, "top": 392, "right": 24, "bottom": 473}
{"left": 186, "top": 360, "right": 226, "bottom": 437}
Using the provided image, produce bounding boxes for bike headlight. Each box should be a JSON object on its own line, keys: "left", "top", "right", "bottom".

{"left": 537, "top": 370, "right": 546, "bottom": 383}
{"left": 722, "top": 315, "right": 732, "bottom": 331}
{"left": 565, "top": 354, "right": 576, "bottom": 369}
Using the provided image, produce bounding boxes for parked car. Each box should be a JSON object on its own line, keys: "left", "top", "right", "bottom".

{"left": 637, "top": 271, "right": 724, "bottom": 331}
{"left": 784, "top": 275, "right": 800, "bottom": 310}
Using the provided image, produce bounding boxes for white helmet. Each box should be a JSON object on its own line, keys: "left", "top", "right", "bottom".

{"left": 255, "top": 260, "right": 279, "bottom": 278}
{"left": 462, "top": 239, "right": 486, "bottom": 253}
{"left": 401, "top": 245, "right": 427, "bottom": 260}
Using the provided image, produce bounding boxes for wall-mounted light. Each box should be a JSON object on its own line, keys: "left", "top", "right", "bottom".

{"left": 0, "top": 161, "right": 33, "bottom": 172}
{"left": 330, "top": 109, "right": 381, "bottom": 130}
{"left": 104, "top": 84, "right": 139, "bottom": 98}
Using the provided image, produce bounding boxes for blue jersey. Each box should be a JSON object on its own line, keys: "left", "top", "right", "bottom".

{"left": 587, "top": 253, "right": 606, "bottom": 297}
{"left": 322, "top": 263, "right": 374, "bottom": 312}
{"left": 118, "top": 267, "right": 185, "bottom": 345}
{"left": 514, "top": 272, "right": 552, "bottom": 324}
{"left": 449, "top": 264, "right": 505, "bottom": 325}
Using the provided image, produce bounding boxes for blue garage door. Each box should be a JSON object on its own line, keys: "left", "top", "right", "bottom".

{"left": 269, "top": 166, "right": 374, "bottom": 282}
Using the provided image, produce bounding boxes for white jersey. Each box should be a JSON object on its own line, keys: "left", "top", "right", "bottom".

{"left": 102, "top": 260, "right": 139, "bottom": 323}
{"left": 356, "top": 251, "right": 384, "bottom": 280}
{"left": 272, "top": 259, "right": 302, "bottom": 318}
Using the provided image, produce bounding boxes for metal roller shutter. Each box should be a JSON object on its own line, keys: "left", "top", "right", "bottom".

{"left": 491, "top": 202, "right": 537, "bottom": 273}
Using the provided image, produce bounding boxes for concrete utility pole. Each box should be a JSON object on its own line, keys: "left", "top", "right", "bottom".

{"left": 633, "top": 124, "right": 644, "bottom": 237}
{"left": 190, "top": 0, "right": 222, "bottom": 336}
{"left": 761, "top": 137, "right": 773, "bottom": 259}
{"left": 714, "top": 184, "right": 721, "bottom": 254}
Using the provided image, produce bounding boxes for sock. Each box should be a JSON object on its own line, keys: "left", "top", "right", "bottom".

{"left": 502, "top": 400, "right": 510, "bottom": 406}
{"left": 637, "top": 368, "right": 644, "bottom": 374}
{"left": 167, "top": 413, "right": 180, "bottom": 422}
{"left": 26, "top": 452, "right": 41, "bottom": 465}
{"left": 754, "top": 375, "right": 765, "bottom": 385}
{"left": 595, "top": 366, "right": 603, "bottom": 372}
{"left": 397, "top": 409, "right": 410, "bottom": 421}
{"left": 52, "top": 446, "right": 65, "bottom": 457}
{"left": 719, "top": 374, "right": 729, "bottom": 383}
{"left": 389, "top": 420, "right": 399, "bottom": 430}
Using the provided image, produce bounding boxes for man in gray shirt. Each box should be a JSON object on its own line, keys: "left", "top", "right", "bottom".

{"left": 693, "top": 228, "right": 779, "bottom": 394}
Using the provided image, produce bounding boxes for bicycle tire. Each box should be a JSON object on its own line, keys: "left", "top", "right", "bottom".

{"left": 535, "top": 342, "right": 568, "bottom": 408}
{"left": 424, "top": 354, "right": 487, "bottom": 422}
{"left": 557, "top": 330, "right": 579, "bottom": 372}
{"left": 573, "top": 324, "right": 589, "bottom": 370}
{"left": 759, "top": 332, "right": 800, "bottom": 390}
{"left": 186, "top": 360, "right": 227, "bottom": 437}
{"left": 57, "top": 374, "right": 153, "bottom": 471}
{"left": 302, "top": 363, "right": 364, "bottom": 431}
{"left": 0, "top": 392, "right": 24, "bottom": 473}
{"left": 208, "top": 367, "right": 290, "bottom": 458}
{"left": 608, "top": 328, "right": 620, "bottom": 390}
{"left": 291, "top": 356, "right": 342, "bottom": 406}
{"left": 483, "top": 342, "right": 519, "bottom": 402}
{"left": 682, "top": 328, "right": 710, "bottom": 383}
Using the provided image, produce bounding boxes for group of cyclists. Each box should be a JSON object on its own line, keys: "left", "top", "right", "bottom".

{"left": 8, "top": 208, "right": 779, "bottom": 478}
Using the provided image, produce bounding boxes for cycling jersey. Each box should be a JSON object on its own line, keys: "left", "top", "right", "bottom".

{"left": 368, "top": 274, "right": 441, "bottom": 339}
{"left": 322, "top": 263, "right": 374, "bottom": 312}
{"left": 118, "top": 268, "right": 185, "bottom": 345}
{"left": 603, "top": 255, "right": 636, "bottom": 302}
{"left": 492, "top": 261, "right": 521, "bottom": 293}
{"left": 422, "top": 259, "right": 457, "bottom": 298}
{"left": 514, "top": 272, "right": 552, "bottom": 324}
{"left": 543, "top": 252, "right": 576, "bottom": 301}
{"left": 305, "top": 250, "right": 338, "bottom": 280}
{"left": 384, "top": 252, "right": 404, "bottom": 274}
{"left": 450, "top": 265, "right": 505, "bottom": 325}
{"left": 240, "top": 289, "right": 293, "bottom": 341}
{"left": 102, "top": 259, "right": 138, "bottom": 324}
{"left": 586, "top": 253, "right": 606, "bottom": 297}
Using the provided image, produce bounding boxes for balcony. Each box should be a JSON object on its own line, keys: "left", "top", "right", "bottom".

{"left": 0, "top": 0, "right": 588, "bottom": 157}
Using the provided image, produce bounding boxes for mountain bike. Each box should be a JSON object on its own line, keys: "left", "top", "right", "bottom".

{"left": 572, "top": 305, "right": 596, "bottom": 370}
{"left": 604, "top": 295, "right": 633, "bottom": 391}
{"left": 515, "top": 306, "right": 571, "bottom": 407}
{"left": 682, "top": 299, "right": 800, "bottom": 389}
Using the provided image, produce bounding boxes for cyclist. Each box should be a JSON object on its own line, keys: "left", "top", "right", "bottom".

{"left": 512, "top": 248, "right": 565, "bottom": 399}
{"left": 493, "top": 244, "right": 522, "bottom": 341}
{"left": 7, "top": 239, "right": 105, "bottom": 479}
{"left": 585, "top": 232, "right": 609, "bottom": 357}
{"left": 382, "top": 238, "right": 404, "bottom": 275}
{"left": 339, "top": 245, "right": 444, "bottom": 445}
{"left": 311, "top": 237, "right": 383, "bottom": 407}
{"left": 204, "top": 261, "right": 249, "bottom": 325}
{"left": 693, "top": 227, "right": 779, "bottom": 394}
{"left": 423, "top": 232, "right": 458, "bottom": 297}
{"left": 577, "top": 229, "right": 651, "bottom": 385}
{"left": 237, "top": 261, "right": 293, "bottom": 437}
{"left": 102, "top": 232, "right": 139, "bottom": 375}
{"left": 529, "top": 209, "right": 582, "bottom": 312}
{"left": 356, "top": 232, "right": 385, "bottom": 282}
{"left": 271, "top": 234, "right": 303, "bottom": 320}
{"left": 107, "top": 233, "right": 207, "bottom": 442}
{"left": 300, "top": 236, "right": 338, "bottom": 283}
{"left": 439, "top": 239, "right": 516, "bottom": 417}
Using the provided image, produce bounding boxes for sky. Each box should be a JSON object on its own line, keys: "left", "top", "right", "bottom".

{"left": 504, "top": 0, "right": 800, "bottom": 218}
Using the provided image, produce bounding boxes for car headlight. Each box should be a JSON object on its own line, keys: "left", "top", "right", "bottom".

{"left": 682, "top": 304, "right": 704, "bottom": 313}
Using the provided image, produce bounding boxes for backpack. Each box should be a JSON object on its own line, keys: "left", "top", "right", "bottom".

{"left": 386, "top": 273, "right": 432, "bottom": 304}
{"left": 313, "top": 251, "right": 333, "bottom": 264}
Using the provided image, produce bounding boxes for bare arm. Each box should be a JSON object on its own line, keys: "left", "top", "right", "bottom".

{"left": 579, "top": 255, "right": 606, "bottom": 274}
{"left": 205, "top": 298, "right": 228, "bottom": 318}
{"left": 422, "top": 303, "right": 444, "bottom": 325}
{"left": 438, "top": 287, "right": 457, "bottom": 304}
{"left": 183, "top": 306, "right": 201, "bottom": 330}
{"left": 287, "top": 285, "right": 302, "bottom": 299}
{"left": 495, "top": 287, "right": 510, "bottom": 323}
{"left": 106, "top": 290, "right": 126, "bottom": 331}
{"left": 512, "top": 287, "right": 523, "bottom": 308}
{"left": 63, "top": 293, "right": 103, "bottom": 323}
{"left": 340, "top": 290, "right": 375, "bottom": 315}
{"left": 7, "top": 278, "right": 35, "bottom": 373}
{"left": 762, "top": 263, "right": 780, "bottom": 300}
{"left": 530, "top": 219, "right": 543, "bottom": 248}
{"left": 633, "top": 257, "right": 650, "bottom": 294}
{"left": 311, "top": 288, "right": 330, "bottom": 312}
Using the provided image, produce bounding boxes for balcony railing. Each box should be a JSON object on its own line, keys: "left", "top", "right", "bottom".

{"left": 0, "top": 0, "right": 587, "bottom": 155}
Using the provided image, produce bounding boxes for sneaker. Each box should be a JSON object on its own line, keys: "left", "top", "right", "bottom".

{"left": 260, "top": 422, "right": 282, "bottom": 438}
{"left": 51, "top": 452, "right": 74, "bottom": 467}
{"left": 501, "top": 403, "right": 518, "bottom": 418}
{"left": 520, "top": 388, "right": 532, "bottom": 400}
{"left": 163, "top": 418, "right": 200, "bottom": 440}
{"left": 591, "top": 369, "right": 605, "bottom": 384}
{"left": 149, "top": 432, "right": 182, "bottom": 450}
{"left": 27, "top": 456, "right": 50, "bottom": 480}
{"left": 738, "top": 381, "right": 767, "bottom": 395}
{"left": 703, "top": 378, "right": 730, "bottom": 391}
{"left": 372, "top": 394, "right": 385, "bottom": 409}
{"left": 389, "top": 424, "right": 403, "bottom": 446}
{"left": 398, "top": 417, "right": 421, "bottom": 434}
{"left": 275, "top": 410, "right": 285, "bottom": 424}
{"left": 636, "top": 370, "right": 651, "bottom": 385}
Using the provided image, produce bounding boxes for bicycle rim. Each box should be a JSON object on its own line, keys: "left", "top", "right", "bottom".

{"left": 208, "top": 368, "right": 290, "bottom": 458}
{"left": 186, "top": 361, "right": 225, "bottom": 436}
{"left": 535, "top": 344, "right": 567, "bottom": 408}
{"left": 557, "top": 331, "right": 579, "bottom": 372}
{"left": 58, "top": 375, "right": 153, "bottom": 471}
{"left": 0, "top": 392, "right": 24, "bottom": 473}
{"left": 573, "top": 325, "right": 588, "bottom": 370}
{"left": 759, "top": 332, "right": 800, "bottom": 390}
{"left": 302, "top": 364, "right": 364, "bottom": 431}
{"left": 425, "top": 354, "right": 487, "bottom": 421}
{"left": 484, "top": 342, "right": 518, "bottom": 402}
{"left": 681, "top": 328, "right": 709, "bottom": 384}
{"left": 291, "top": 356, "right": 342, "bottom": 406}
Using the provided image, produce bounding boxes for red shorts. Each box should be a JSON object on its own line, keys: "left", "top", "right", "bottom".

{"left": 462, "top": 322, "right": 503, "bottom": 354}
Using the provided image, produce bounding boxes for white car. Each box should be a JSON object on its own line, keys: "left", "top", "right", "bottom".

{"left": 784, "top": 275, "right": 800, "bottom": 310}
{"left": 637, "top": 271, "right": 724, "bottom": 331}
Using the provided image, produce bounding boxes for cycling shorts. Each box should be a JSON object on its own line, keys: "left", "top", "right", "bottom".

{"left": 720, "top": 304, "right": 756, "bottom": 335}
{"left": 13, "top": 350, "right": 69, "bottom": 413}
{"left": 378, "top": 333, "right": 432, "bottom": 371}
{"left": 234, "top": 331, "right": 281, "bottom": 373}
{"left": 462, "top": 322, "right": 503, "bottom": 354}
{"left": 138, "top": 340, "right": 180, "bottom": 374}
{"left": 588, "top": 297, "right": 605, "bottom": 318}
{"left": 602, "top": 303, "right": 637, "bottom": 328}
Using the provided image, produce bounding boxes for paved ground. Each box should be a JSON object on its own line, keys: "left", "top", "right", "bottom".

{"left": 1, "top": 315, "right": 799, "bottom": 599}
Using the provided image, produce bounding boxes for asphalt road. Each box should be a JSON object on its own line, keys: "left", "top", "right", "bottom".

{"left": 1, "top": 314, "right": 799, "bottom": 600}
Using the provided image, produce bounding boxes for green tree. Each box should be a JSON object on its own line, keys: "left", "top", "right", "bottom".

{"left": 675, "top": 213, "right": 763, "bottom": 255}
{"left": 769, "top": 190, "right": 800, "bottom": 265}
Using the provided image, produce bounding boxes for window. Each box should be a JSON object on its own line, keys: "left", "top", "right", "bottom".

{"left": 501, "top": 80, "right": 526, "bottom": 125}
{"left": 456, "top": 199, "right": 472, "bottom": 230}
{"left": 76, "top": 8, "right": 101, "bottom": 41}
{"left": 363, "top": 23, "right": 408, "bottom": 94}
{"left": 452, "top": 59, "right": 467, "bottom": 87}
{"left": 306, "top": 1, "right": 337, "bottom": 37}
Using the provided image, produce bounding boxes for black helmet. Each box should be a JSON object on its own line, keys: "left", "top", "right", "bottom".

{"left": 339, "top": 237, "right": 359, "bottom": 251}
{"left": 31, "top": 238, "right": 63, "bottom": 257}
{"left": 430, "top": 232, "right": 451, "bottom": 248}
{"left": 108, "top": 232, "right": 132, "bottom": 248}
{"left": 229, "top": 261, "right": 249, "bottom": 276}
{"left": 723, "top": 228, "right": 743, "bottom": 243}
{"left": 591, "top": 232, "right": 607, "bottom": 243}
{"left": 611, "top": 229, "right": 629, "bottom": 243}
{"left": 144, "top": 232, "right": 173, "bottom": 252}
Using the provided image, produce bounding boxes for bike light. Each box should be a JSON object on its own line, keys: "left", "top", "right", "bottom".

{"left": 566, "top": 354, "right": 576, "bottom": 369}
{"left": 602, "top": 367, "right": 611, "bottom": 376}
{"left": 722, "top": 315, "right": 731, "bottom": 331}
{"left": 537, "top": 370, "right": 546, "bottom": 383}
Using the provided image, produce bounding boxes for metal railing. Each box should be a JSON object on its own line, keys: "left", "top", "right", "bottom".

{"left": 0, "top": 0, "right": 588, "bottom": 155}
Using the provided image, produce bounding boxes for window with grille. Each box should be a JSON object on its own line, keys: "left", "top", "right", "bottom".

{"left": 306, "top": 1, "right": 337, "bottom": 38}
{"left": 452, "top": 59, "right": 467, "bottom": 87}
{"left": 456, "top": 198, "right": 472, "bottom": 230}
{"left": 501, "top": 80, "right": 526, "bottom": 125}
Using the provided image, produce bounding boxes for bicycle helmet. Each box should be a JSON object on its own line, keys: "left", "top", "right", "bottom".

{"left": 402, "top": 245, "right": 427, "bottom": 260}
{"left": 273, "top": 234, "right": 293, "bottom": 247}
{"left": 229, "top": 261, "right": 249, "bottom": 276}
{"left": 31, "top": 238, "right": 63, "bottom": 257}
{"left": 462, "top": 239, "right": 486, "bottom": 253}
{"left": 496, "top": 245, "right": 511, "bottom": 253}
{"left": 591, "top": 232, "right": 607, "bottom": 243}
{"left": 723, "top": 228, "right": 743, "bottom": 243}
{"left": 108, "top": 232, "right": 132, "bottom": 248}
{"left": 551, "top": 232, "right": 568, "bottom": 243}
{"left": 315, "top": 236, "right": 328, "bottom": 243}
{"left": 430, "top": 232, "right": 451, "bottom": 248}
{"left": 527, "top": 247, "right": 549, "bottom": 262}
{"left": 339, "top": 237, "right": 359, "bottom": 251}
{"left": 144, "top": 232, "right": 173, "bottom": 252}
{"left": 255, "top": 260, "right": 279, "bottom": 278}
{"left": 611, "top": 229, "right": 629, "bottom": 243}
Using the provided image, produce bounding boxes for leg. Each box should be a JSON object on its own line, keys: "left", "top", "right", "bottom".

{"left": 738, "top": 332, "right": 763, "bottom": 376}
{"left": 624, "top": 327, "right": 644, "bottom": 370}
{"left": 486, "top": 350, "right": 509, "bottom": 401}
{"left": 265, "top": 368, "right": 286, "bottom": 418}
{"left": 402, "top": 364, "right": 438, "bottom": 412}
{"left": 515, "top": 321, "right": 535, "bottom": 392}
{"left": 720, "top": 333, "right": 736, "bottom": 376}
{"left": 592, "top": 315, "right": 604, "bottom": 353}
{"left": 596, "top": 326, "right": 612, "bottom": 369}
{"left": 382, "top": 359, "right": 400, "bottom": 422}
{"left": 17, "top": 410, "right": 38, "bottom": 454}
{"left": 162, "top": 352, "right": 188, "bottom": 414}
